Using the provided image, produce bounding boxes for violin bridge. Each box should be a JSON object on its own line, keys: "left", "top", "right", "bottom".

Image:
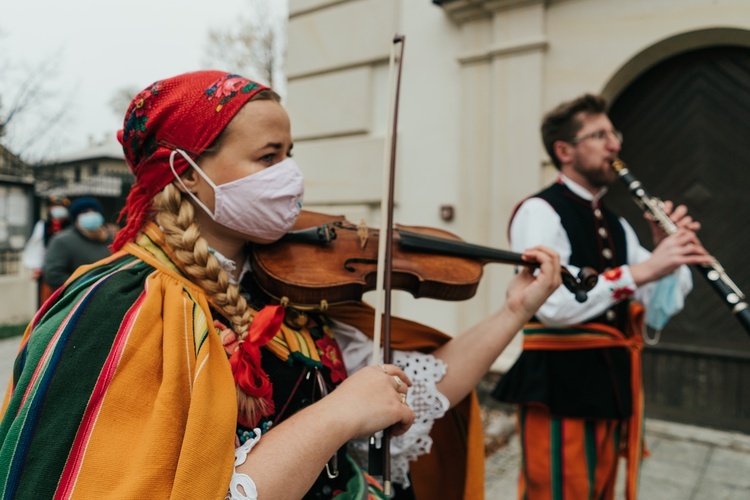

{"left": 357, "top": 220, "right": 369, "bottom": 249}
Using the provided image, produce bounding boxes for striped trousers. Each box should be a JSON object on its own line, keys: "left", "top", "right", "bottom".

{"left": 517, "top": 405, "right": 627, "bottom": 500}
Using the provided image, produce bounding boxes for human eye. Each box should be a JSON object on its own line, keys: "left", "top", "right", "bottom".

{"left": 593, "top": 130, "right": 608, "bottom": 140}
{"left": 260, "top": 153, "right": 275, "bottom": 164}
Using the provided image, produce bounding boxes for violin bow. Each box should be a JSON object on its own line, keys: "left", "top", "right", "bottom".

{"left": 369, "top": 34, "right": 405, "bottom": 496}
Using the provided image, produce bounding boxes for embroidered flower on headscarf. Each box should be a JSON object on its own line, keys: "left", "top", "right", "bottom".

{"left": 214, "top": 319, "right": 240, "bottom": 356}
{"left": 121, "top": 83, "right": 161, "bottom": 163}
{"left": 315, "top": 336, "right": 347, "bottom": 383}
{"left": 205, "top": 74, "right": 261, "bottom": 112}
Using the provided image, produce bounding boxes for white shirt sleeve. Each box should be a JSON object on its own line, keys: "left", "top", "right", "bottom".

{"left": 509, "top": 197, "right": 691, "bottom": 325}
{"left": 332, "top": 318, "right": 449, "bottom": 488}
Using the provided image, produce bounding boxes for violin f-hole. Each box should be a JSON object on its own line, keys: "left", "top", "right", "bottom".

{"left": 344, "top": 258, "right": 378, "bottom": 273}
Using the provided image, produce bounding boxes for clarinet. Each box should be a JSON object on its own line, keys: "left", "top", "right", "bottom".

{"left": 611, "top": 159, "right": 750, "bottom": 336}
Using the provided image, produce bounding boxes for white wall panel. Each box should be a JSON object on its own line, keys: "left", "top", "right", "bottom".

{"left": 287, "top": 0, "right": 398, "bottom": 78}
{"left": 287, "top": 66, "right": 372, "bottom": 139}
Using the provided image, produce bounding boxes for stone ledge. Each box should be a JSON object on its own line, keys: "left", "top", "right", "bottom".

{"left": 435, "top": 0, "right": 544, "bottom": 24}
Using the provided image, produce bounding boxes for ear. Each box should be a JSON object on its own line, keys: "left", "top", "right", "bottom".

{"left": 173, "top": 167, "right": 199, "bottom": 195}
{"left": 553, "top": 140, "right": 575, "bottom": 166}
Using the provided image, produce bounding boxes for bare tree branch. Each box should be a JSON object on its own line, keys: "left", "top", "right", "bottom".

{"left": 108, "top": 86, "right": 141, "bottom": 120}
{"left": 202, "top": 0, "right": 285, "bottom": 89}
{"left": 0, "top": 46, "right": 73, "bottom": 162}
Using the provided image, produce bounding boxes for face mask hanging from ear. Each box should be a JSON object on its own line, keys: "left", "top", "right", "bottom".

{"left": 169, "top": 149, "right": 304, "bottom": 242}
{"left": 644, "top": 272, "right": 683, "bottom": 344}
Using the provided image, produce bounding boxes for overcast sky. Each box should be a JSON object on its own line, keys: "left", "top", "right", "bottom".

{"left": 1, "top": 0, "right": 286, "bottom": 160}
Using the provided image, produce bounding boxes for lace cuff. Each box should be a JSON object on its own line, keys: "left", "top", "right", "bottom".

{"left": 348, "top": 350, "right": 449, "bottom": 488}
{"left": 226, "top": 429, "right": 262, "bottom": 500}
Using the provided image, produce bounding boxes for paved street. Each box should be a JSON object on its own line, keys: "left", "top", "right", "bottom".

{"left": 2, "top": 335, "right": 750, "bottom": 499}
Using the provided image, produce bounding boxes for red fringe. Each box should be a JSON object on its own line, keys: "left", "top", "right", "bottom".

{"left": 111, "top": 182, "right": 154, "bottom": 252}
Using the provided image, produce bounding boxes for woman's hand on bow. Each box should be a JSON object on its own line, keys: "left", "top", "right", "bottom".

{"left": 325, "top": 363, "right": 415, "bottom": 438}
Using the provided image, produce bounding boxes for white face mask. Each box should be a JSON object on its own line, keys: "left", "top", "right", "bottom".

{"left": 50, "top": 206, "right": 68, "bottom": 220}
{"left": 169, "top": 149, "right": 304, "bottom": 242}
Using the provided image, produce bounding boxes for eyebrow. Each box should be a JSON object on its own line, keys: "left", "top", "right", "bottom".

{"left": 261, "top": 142, "right": 294, "bottom": 154}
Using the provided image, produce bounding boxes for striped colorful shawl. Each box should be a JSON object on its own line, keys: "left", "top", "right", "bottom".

{"left": 0, "top": 224, "right": 237, "bottom": 499}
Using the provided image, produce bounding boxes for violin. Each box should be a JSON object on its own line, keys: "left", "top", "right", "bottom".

{"left": 251, "top": 210, "right": 598, "bottom": 310}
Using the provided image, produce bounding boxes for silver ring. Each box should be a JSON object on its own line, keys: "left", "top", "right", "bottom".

{"left": 400, "top": 393, "right": 408, "bottom": 405}
{"left": 393, "top": 375, "right": 402, "bottom": 388}
{"left": 378, "top": 364, "right": 387, "bottom": 373}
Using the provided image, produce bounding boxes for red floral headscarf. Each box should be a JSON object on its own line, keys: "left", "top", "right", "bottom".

{"left": 113, "top": 70, "right": 269, "bottom": 250}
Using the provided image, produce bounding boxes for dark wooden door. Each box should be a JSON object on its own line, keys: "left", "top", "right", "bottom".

{"left": 606, "top": 45, "right": 750, "bottom": 432}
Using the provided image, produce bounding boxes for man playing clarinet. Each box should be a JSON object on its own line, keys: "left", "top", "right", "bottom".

{"left": 493, "top": 93, "right": 714, "bottom": 500}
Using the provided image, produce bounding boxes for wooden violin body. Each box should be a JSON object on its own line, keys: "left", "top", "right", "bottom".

{"left": 251, "top": 210, "right": 597, "bottom": 309}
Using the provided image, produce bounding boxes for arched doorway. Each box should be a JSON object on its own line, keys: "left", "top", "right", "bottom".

{"left": 606, "top": 44, "right": 750, "bottom": 432}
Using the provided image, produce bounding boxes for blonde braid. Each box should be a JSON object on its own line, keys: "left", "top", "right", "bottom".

{"left": 154, "top": 184, "right": 254, "bottom": 338}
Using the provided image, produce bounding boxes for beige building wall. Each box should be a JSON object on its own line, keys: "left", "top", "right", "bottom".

{"left": 286, "top": 0, "right": 750, "bottom": 370}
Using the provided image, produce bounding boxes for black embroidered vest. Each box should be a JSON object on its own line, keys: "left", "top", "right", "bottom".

{"left": 492, "top": 182, "right": 633, "bottom": 419}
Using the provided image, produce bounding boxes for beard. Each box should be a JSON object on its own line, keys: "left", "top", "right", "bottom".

{"left": 573, "top": 160, "right": 616, "bottom": 189}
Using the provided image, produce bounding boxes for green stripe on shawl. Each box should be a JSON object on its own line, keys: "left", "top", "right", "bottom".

{"left": 0, "top": 254, "right": 150, "bottom": 498}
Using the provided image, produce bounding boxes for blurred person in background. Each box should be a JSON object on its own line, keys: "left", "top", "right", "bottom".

{"left": 22, "top": 195, "right": 71, "bottom": 306}
{"left": 41, "top": 196, "right": 113, "bottom": 293}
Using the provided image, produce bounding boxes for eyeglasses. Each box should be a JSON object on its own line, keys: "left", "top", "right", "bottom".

{"left": 569, "top": 129, "right": 623, "bottom": 145}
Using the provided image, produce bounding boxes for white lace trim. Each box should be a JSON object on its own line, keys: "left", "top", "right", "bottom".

{"left": 226, "top": 429, "right": 262, "bottom": 500}
{"left": 348, "top": 350, "right": 449, "bottom": 488}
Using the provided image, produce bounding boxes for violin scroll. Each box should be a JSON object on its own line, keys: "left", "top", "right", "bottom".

{"left": 560, "top": 266, "right": 598, "bottom": 303}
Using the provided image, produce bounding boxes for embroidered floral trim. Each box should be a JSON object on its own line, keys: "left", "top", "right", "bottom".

{"left": 205, "top": 74, "right": 261, "bottom": 112}
{"left": 236, "top": 421, "right": 273, "bottom": 447}
{"left": 121, "top": 82, "right": 160, "bottom": 161}
{"left": 315, "top": 335, "right": 347, "bottom": 383}
{"left": 602, "top": 267, "right": 635, "bottom": 300}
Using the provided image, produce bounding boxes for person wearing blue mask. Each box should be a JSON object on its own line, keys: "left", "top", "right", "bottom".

{"left": 41, "top": 196, "right": 113, "bottom": 292}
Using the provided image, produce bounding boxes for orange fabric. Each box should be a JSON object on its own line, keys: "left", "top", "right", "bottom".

{"left": 39, "top": 280, "right": 54, "bottom": 305}
{"left": 326, "top": 302, "right": 485, "bottom": 500}
{"left": 69, "top": 241, "right": 238, "bottom": 499}
{"left": 522, "top": 302, "right": 646, "bottom": 500}
{"left": 518, "top": 406, "right": 620, "bottom": 500}
{"left": 518, "top": 406, "right": 547, "bottom": 499}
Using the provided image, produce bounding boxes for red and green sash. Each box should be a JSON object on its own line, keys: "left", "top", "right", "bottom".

{"left": 522, "top": 303, "right": 646, "bottom": 500}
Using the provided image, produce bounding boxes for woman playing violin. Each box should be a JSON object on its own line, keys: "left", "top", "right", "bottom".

{"left": 0, "top": 70, "right": 561, "bottom": 500}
